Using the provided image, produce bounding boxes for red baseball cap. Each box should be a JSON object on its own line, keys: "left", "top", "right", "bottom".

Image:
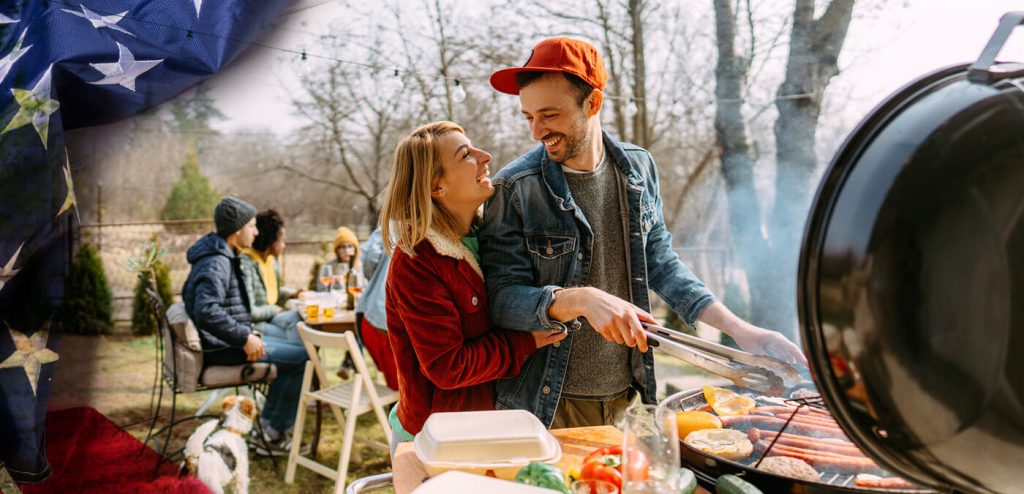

{"left": 490, "top": 37, "right": 608, "bottom": 95}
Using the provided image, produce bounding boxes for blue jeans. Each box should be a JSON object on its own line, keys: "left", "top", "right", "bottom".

{"left": 205, "top": 335, "right": 308, "bottom": 433}
{"left": 260, "top": 310, "right": 302, "bottom": 343}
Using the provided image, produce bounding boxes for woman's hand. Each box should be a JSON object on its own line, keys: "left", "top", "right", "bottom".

{"left": 532, "top": 329, "right": 568, "bottom": 349}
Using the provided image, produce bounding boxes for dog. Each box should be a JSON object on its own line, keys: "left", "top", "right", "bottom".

{"left": 184, "top": 395, "right": 256, "bottom": 494}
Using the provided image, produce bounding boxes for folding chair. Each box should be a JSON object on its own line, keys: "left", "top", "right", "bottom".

{"left": 139, "top": 282, "right": 280, "bottom": 471}
{"left": 286, "top": 322, "right": 399, "bottom": 494}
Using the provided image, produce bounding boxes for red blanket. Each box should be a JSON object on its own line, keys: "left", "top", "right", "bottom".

{"left": 13, "top": 407, "right": 209, "bottom": 494}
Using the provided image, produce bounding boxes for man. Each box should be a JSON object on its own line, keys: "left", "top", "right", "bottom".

{"left": 354, "top": 227, "right": 399, "bottom": 390}
{"left": 181, "top": 196, "right": 308, "bottom": 455}
{"left": 481, "top": 37, "right": 805, "bottom": 429}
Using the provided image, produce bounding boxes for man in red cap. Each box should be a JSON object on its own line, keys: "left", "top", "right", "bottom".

{"left": 480, "top": 37, "right": 805, "bottom": 429}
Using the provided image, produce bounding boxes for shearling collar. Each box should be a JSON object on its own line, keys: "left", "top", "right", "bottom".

{"left": 425, "top": 228, "right": 483, "bottom": 280}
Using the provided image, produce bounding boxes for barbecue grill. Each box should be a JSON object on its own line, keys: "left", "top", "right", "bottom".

{"left": 659, "top": 12, "right": 1024, "bottom": 494}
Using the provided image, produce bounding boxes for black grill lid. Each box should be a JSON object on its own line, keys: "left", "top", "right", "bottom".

{"left": 798, "top": 12, "right": 1024, "bottom": 494}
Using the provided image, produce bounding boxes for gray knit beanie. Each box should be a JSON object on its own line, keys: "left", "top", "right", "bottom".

{"left": 214, "top": 196, "right": 257, "bottom": 238}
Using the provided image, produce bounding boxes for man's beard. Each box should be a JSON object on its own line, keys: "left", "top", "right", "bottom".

{"left": 546, "top": 112, "right": 591, "bottom": 164}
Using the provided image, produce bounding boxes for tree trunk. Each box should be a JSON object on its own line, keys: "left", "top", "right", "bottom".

{"left": 712, "top": 0, "right": 775, "bottom": 333}
{"left": 765, "top": 0, "right": 855, "bottom": 339}
{"left": 629, "top": 0, "right": 649, "bottom": 147}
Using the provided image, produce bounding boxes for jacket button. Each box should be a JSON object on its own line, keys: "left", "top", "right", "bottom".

{"left": 577, "top": 252, "right": 583, "bottom": 260}
{"left": 546, "top": 246, "right": 554, "bottom": 255}
{"left": 543, "top": 386, "right": 551, "bottom": 394}
{"left": 553, "top": 341, "right": 560, "bottom": 348}
{"left": 471, "top": 296, "right": 478, "bottom": 306}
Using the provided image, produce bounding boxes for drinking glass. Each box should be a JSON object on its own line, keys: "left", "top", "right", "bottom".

{"left": 329, "top": 274, "right": 345, "bottom": 298}
{"left": 322, "top": 294, "right": 336, "bottom": 320}
{"left": 620, "top": 404, "right": 681, "bottom": 494}
{"left": 318, "top": 264, "right": 333, "bottom": 293}
{"left": 346, "top": 269, "right": 365, "bottom": 298}
{"left": 305, "top": 300, "right": 320, "bottom": 320}
{"left": 571, "top": 479, "right": 618, "bottom": 494}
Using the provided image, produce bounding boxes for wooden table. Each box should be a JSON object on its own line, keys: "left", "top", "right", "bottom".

{"left": 297, "top": 303, "right": 357, "bottom": 333}
{"left": 392, "top": 425, "right": 711, "bottom": 494}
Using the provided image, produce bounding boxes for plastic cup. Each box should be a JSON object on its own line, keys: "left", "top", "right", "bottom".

{"left": 305, "top": 301, "right": 319, "bottom": 320}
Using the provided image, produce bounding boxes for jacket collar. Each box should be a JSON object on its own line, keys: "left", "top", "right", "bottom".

{"left": 539, "top": 130, "right": 643, "bottom": 209}
{"left": 424, "top": 228, "right": 483, "bottom": 280}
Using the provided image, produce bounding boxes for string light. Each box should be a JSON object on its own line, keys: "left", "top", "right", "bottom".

{"left": 452, "top": 79, "right": 467, "bottom": 103}
{"left": 379, "top": 68, "right": 405, "bottom": 98}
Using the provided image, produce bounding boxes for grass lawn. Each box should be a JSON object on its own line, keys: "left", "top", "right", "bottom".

{"left": 49, "top": 334, "right": 393, "bottom": 493}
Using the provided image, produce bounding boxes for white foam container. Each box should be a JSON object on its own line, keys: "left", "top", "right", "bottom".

{"left": 413, "top": 409, "right": 562, "bottom": 480}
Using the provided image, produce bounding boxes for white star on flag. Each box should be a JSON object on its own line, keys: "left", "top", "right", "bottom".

{"left": 0, "top": 29, "right": 32, "bottom": 85}
{"left": 88, "top": 41, "right": 163, "bottom": 92}
{"left": 58, "top": 157, "right": 78, "bottom": 219}
{"left": 194, "top": 0, "right": 203, "bottom": 16}
{"left": 1, "top": 65, "right": 59, "bottom": 148}
{"left": 0, "top": 243, "right": 24, "bottom": 292}
{"left": 0, "top": 326, "right": 59, "bottom": 397}
{"left": 0, "top": 13, "right": 16, "bottom": 24}
{"left": 61, "top": 4, "right": 135, "bottom": 36}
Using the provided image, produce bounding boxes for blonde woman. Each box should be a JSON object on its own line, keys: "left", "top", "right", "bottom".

{"left": 380, "top": 121, "right": 565, "bottom": 453}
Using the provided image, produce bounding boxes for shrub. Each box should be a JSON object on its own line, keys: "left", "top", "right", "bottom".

{"left": 160, "top": 151, "right": 219, "bottom": 233}
{"left": 63, "top": 244, "right": 114, "bottom": 335}
{"left": 130, "top": 260, "right": 173, "bottom": 335}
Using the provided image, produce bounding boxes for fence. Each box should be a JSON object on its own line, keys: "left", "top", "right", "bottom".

{"left": 76, "top": 219, "right": 735, "bottom": 327}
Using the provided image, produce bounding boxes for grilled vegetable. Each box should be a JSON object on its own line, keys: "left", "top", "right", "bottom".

{"left": 716, "top": 474, "right": 762, "bottom": 494}
{"left": 514, "top": 461, "right": 570, "bottom": 493}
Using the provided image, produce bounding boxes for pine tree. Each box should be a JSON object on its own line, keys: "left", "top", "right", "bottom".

{"left": 63, "top": 244, "right": 114, "bottom": 335}
{"left": 130, "top": 260, "right": 173, "bottom": 335}
{"left": 160, "top": 150, "right": 220, "bottom": 226}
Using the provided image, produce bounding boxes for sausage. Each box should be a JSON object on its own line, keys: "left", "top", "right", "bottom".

{"left": 720, "top": 415, "right": 848, "bottom": 439}
{"left": 752, "top": 408, "right": 840, "bottom": 427}
{"left": 754, "top": 405, "right": 834, "bottom": 418}
{"left": 753, "top": 441, "right": 884, "bottom": 475}
{"left": 748, "top": 428, "right": 867, "bottom": 458}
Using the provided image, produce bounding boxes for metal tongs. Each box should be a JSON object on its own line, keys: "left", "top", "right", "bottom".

{"left": 641, "top": 322, "right": 802, "bottom": 396}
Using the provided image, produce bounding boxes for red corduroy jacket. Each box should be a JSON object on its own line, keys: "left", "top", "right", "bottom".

{"left": 385, "top": 230, "right": 537, "bottom": 435}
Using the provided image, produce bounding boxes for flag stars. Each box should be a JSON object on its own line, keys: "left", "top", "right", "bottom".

{"left": 0, "top": 28, "right": 32, "bottom": 84}
{"left": 88, "top": 42, "right": 162, "bottom": 92}
{"left": 59, "top": 158, "right": 78, "bottom": 219}
{"left": 0, "top": 243, "right": 24, "bottom": 292}
{"left": 0, "top": 327, "right": 59, "bottom": 397}
{"left": 0, "top": 13, "right": 17, "bottom": 24}
{"left": 61, "top": 4, "right": 134, "bottom": 36}
{"left": 2, "top": 66, "right": 59, "bottom": 148}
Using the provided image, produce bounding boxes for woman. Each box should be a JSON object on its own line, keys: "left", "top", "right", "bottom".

{"left": 380, "top": 121, "right": 566, "bottom": 454}
{"left": 241, "top": 209, "right": 304, "bottom": 342}
{"left": 317, "top": 226, "right": 361, "bottom": 291}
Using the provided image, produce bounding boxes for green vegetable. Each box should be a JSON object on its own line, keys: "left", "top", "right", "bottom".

{"left": 515, "top": 461, "right": 570, "bottom": 493}
{"left": 679, "top": 467, "right": 698, "bottom": 494}
{"left": 716, "top": 474, "right": 762, "bottom": 494}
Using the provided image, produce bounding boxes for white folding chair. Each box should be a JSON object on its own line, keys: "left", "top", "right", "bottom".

{"left": 286, "top": 322, "right": 399, "bottom": 494}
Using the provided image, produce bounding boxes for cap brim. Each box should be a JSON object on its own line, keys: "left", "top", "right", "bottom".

{"left": 489, "top": 67, "right": 565, "bottom": 95}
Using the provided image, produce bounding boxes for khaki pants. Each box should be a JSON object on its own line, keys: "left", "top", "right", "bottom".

{"left": 550, "top": 389, "right": 638, "bottom": 429}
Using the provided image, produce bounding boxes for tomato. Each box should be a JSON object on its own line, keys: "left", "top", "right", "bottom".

{"left": 579, "top": 445, "right": 649, "bottom": 490}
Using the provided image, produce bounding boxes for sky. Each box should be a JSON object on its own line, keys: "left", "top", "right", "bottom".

{"left": 205, "top": 0, "right": 1024, "bottom": 137}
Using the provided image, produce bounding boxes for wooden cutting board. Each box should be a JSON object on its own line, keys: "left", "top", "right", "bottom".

{"left": 391, "top": 425, "right": 711, "bottom": 493}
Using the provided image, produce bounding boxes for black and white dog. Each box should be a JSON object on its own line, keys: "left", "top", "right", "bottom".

{"left": 185, "top": 395, "right": 256, "bottom": 494}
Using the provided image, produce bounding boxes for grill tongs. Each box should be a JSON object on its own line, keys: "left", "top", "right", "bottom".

{"left": 641, "top": 322, "right": 801, "bottom": 396}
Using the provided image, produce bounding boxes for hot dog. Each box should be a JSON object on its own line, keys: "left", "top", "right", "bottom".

{"left": 854, "top": 474, "right": 917, "bottom": 489}
{"left": 747, "top": 428, "right": 867, "bottom": 458}
{"left": 720, "top": 415, "right": 847, "bottom": 439}
{"left": 753, "top": 441, "right": 884, "bottom": 475}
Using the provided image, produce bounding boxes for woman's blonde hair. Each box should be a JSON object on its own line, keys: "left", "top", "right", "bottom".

{"left": 380, "top": 121, "right": 467, "bottom": 256}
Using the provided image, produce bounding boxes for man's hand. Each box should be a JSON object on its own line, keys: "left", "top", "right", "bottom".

{"left": 698, "top": 302, "right": 806, "bottom": 366}
{"left": 243, "top": 333, "right": 266, "bottom": 361}
{"left": 531, "top": 329, "right": 568, "bottom": 349}
{"left": 548, "top": 287, "right": 655, "bottom": 352}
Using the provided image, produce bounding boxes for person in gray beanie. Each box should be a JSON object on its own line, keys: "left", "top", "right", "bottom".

{"left": 182, "top": 196, "right": 309, "bottom": 456}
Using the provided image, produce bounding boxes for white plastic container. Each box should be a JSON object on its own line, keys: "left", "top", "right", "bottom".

{"left": 414, "top": 471, "right": 556, "bottom": 493}
{"left": 413, "top": 409, "right": 561, "bottom": 480}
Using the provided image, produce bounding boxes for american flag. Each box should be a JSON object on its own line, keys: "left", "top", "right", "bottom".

{"left": 0, "top": 0, "right": 289, "bottom": 483}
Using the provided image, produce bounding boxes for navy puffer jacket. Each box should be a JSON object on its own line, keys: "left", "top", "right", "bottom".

{"left": 182, "top": 232, "right": 253, "bottom": 349}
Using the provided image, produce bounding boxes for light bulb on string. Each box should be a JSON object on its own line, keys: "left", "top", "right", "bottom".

{"left": 626, "top": 98, "right": 639, "bottom": 117}
{"left": 671, "top": 100, "right": 687, "bottom": 118}
{"left": 452, "top": 79, "right": 467, "bottom": 103}
{"left": 379, "top": 68, "right": 405, "bottom": 99}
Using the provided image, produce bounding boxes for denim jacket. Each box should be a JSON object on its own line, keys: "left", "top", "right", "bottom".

{"left": 356, "top": 228, "right": 389, "bottom": 329}
{"left": 479, "top": 131, "right": 717, "bottom": 427}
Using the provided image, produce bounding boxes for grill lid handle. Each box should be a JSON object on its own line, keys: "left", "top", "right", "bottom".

{"left": 969, "top": 11, "right": 1024, "bottom": 83}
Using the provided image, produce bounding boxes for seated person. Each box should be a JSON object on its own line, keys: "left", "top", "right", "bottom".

{"left": 181, "top": 196, "right": 308, "bottom": 456}
{"left": 354, "top": 227, "right": 399, "bottom": 390}
{"left": 240, "top": 209, "right": 305, "bottom": 343}
{"left": 318, "top": 226, "right": 361, "bottom": 291}
{"left": 379, "top": 121, "right": 566, "bottom": 456}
